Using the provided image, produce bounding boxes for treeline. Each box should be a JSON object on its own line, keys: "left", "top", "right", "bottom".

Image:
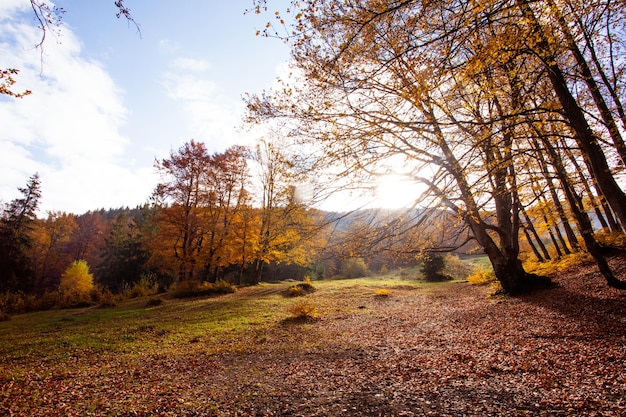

{"left": 0, "top": 143, "right": 436, "bottom": 310}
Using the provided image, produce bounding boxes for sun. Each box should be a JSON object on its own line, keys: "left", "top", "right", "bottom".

{"left": 374, "top": 174, "right": 424, "bottom": 209}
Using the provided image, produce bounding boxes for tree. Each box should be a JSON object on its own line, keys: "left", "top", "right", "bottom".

{"left": 0, "top": 173, "right": 41, "bottom": 293}
{"left": 248, "top": 0, "right": 626, "bottom": 292}
{"left": 66, "top": 211, "right": 107, "bottom": 269}
{"left": 97, "top": 212, "right": 150, "bottom": 292}
{"left": 251, "top": 138, "right": 321, "bottom": 283}
{"left": 153, "top": 140, "right": 212, "bottom": 282}
{"left": 59, "top": 259, "right": 94, "bottom": 296}
{"left": 201, "top": 145, "right": 252, "bottom": 282}
{"left": 30, "top": 211, "right": 77, "bottom": 292}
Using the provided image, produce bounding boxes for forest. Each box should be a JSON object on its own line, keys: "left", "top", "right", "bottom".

{"left": 2, "top": 0, "right": 626, "bottom": 310}
{"left": 0, "top": 138, "right": 476, "bottom": 316}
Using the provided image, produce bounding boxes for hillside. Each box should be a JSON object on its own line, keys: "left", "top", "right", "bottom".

{"left": 1, "top": 257, "right": 625, "bottom": 416}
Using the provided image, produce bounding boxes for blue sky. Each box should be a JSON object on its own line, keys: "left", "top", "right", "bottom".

{"left": 0, "top": 0, "right": 290, "bottom": 214}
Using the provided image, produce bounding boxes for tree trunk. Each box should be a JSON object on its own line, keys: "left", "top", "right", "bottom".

{"left": 521, "top": 207, "right": 551, "bottom": 261}
{"left": 562, "top": 145, "right": 611, "bottom": 232}
{"left": 539, "top": 129, "right": 626, "bottom": 289}
{"left": 517, "top": 0, "right": 626, "bottom": 229}
{"left": 524, "top": 226, "right": 544, "bottom": 262}
{"left": 546, "top": 0, "right": 626, "bottom": 167}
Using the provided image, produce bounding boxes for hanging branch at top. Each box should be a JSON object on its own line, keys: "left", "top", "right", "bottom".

{"left": 114, "top": 0, "right": 142, "bottom": 38}
{"left": 1, "top": 1, "right": 140, "bottom": 98}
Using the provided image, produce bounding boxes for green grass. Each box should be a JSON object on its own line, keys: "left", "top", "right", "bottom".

{"left": 0, "top": 273, "right": 463, "bottom": 382}
{"left": 457, "top": 254, "right": 492, "bottom": 271}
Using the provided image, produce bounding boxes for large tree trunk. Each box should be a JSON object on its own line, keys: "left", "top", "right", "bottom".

{"left": 467, "top": 217, "right": 543, "bottom": 294}
{"left": 424, "top": 104, "right": 546, "bottom": 294}
{"left": 517, "top": 0, "right": 626, "bottom": 229}
{"left": 546, "top": 0, "right": 626, "bottom": 167}
{"left": 539, "top": 130, "right": 626, "bottom": 289}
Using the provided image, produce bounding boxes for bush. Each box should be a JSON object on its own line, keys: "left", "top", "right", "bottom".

{"left": 93, "top": 287, "right": 117, "bottom": 308}
{"left": 524, "top": 252, "right": 593, "bottom": 277}
{"left": 373, "top": 288, "right": 391, "bottom": 297}
{"left": 169, "top": 279, "right": 236, "bottom": 299}
{"left": 421, "top": 253, "right": 453, "bottom": 282}
{"left": 59, "top": 260, "right": 94, "bottom": 296}
{"left": 285, "top": 300, "right": 319, "bottom": 322}
{"left": 122, "top": 273, "right": 160, "bottom": 299}
{"left": 443, "top": 254, "right": 476, "bottom": 280}
{"left": 467, "top": 268, "right": 496, "bottom": 285}
{"left": 0, "top": 310, "right": 10, "bottom": 321}
{"left": 340, "top": 258, "right": 370, "bottom": 278}
{"left": 285, "top": 276, "right": 316, "bottom": 297}
{"left": 0, "top": 291, "right": 59, "bottom": 315}
{"left": 595, "top": 231, "right": 626, "bottom": 248}
{"left": 57, "top": 291, "right": 94, "bottom": 309}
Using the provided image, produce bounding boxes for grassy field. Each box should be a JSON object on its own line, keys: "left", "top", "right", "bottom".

{"left": 3, "top": 257, "right": 622, "bottom": 416}
{"left": 0, "top": 271, "right": 440, "bottom": 378}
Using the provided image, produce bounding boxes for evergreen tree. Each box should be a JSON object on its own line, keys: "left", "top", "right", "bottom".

{"left": 0, "top": 174, "right": 41, "bottom": 292}
{"left": 97, "top": 212, "right": 149, "bottom": 292}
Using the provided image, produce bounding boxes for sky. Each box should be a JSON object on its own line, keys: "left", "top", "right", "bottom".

{"left": 0, "top": 0, "right": 291, "bottom": 214}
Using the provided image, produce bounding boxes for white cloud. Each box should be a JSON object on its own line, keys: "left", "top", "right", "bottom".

{"left": 160, "top": 57, "right": 255, "bottom": 151}
{"left": 171, "top": 57, "right": 211, "bottom": 72}
{"left": 0, "top": 9, "right": 156, "bottom": 214}
{"left": 0, "top": 0, "right": 28, "bottom": 17}
{"left": 161, "top": 72, "right": 216, "bottom": 101}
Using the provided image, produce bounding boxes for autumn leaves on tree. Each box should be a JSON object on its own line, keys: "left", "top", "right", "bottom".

{"left": 151, "top": 140, "right": 318, "bottom": 285}
{"left": 2, "top": 0, "right": 626, "bottom": 297}
{"left": 247, "top": 0, "right": 626, "bottom": 293}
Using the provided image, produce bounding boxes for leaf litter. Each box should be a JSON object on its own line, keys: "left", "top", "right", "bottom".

{"left": 1, "top": 256, "right": 625, "bottom": 416}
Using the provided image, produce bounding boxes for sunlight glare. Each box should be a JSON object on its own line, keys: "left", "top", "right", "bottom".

{"left": 374, "top": 174, "right": 422, "bottom": 209}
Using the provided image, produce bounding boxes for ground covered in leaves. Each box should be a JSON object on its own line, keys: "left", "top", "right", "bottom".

{"left": 2, "top": 257, "right": 626, "bottom": 416}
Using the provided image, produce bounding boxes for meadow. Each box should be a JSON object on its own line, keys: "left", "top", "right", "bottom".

{"left": 1, "top": 260, "right": 625, "bottom": 416}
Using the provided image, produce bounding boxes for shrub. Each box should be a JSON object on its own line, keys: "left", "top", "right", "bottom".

{"left": 0, "top": 292, "right": 25, "bottom": 314}
{"left": 285, "top": 276, "right": 316, "bottom": 297}
{"left": 169, "top": 279, "right": 236, "bottom": 299}
{"left": 373, "top": 288, "right": 391, "bottom": 297}
{"left": 421, "top": 252, "right": 453, "bottom": 282}
{"left": 467, "top": 268, "right": 496, "bottom": 285}
{"left": 212, "top": 279, "right": 237, "bottom": 295}
{"left": 0, "top": 311, "right": 10, "bottom": 321}
{"left": 595, "top": 231, "right": 626, "bottom": 248}
{"left": 443, "top": 254, "right": 476, "bottom": 280}
{"left": 59, "top": 260, "right": 94, "bottom": 296}
{"left": 286, "top": 300, "right": 319, "bottom": 321}
{"left": 123, "top": 273, "right": 160, "bottom": 299}
{"left": 524, "top": 252, "right": 594, "bottom": 276}
{"left": 93, "top": 287, "right": 117, "bottom": 308}
{"left": 0, "top": 291, "right": 58, "bottom": 315}
{"left": 340, "top": 257, "right": 370, "bottom": 278}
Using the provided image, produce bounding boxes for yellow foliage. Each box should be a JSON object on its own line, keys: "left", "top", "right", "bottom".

{"left": 595, "top": 231, "right": 626, "bottom": 248}
{"left": 287, "top": 301, "right": 319, "bottom": 320}
{"left": 466, "top": 268, "right": 496, "bottom": 285}
{"left": 59, "top": 260, "right": 94, "bottom": 295}
{"left": 286, "top": 277, "right": 316, "bottom": 297}
{"left": 373, "top": 288, "right": 391, "bottom": 297}
{"left": 524, "top": 252, "right": 593, "bottom": 276}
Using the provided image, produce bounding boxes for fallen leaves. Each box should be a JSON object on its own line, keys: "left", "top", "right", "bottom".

{"left": 1, "top": 256, "right": 625, "bottom": 416}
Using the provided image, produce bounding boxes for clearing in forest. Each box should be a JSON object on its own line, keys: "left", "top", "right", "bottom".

{"left": 1, "top": 259, "right": 625, "bottom": 416}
